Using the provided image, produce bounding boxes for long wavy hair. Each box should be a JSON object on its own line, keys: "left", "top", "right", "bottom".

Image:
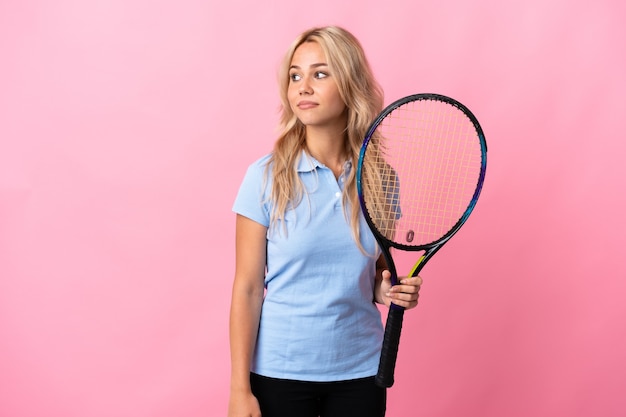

{"left": 265, "top": 26, "right": 384, "bottom": 250}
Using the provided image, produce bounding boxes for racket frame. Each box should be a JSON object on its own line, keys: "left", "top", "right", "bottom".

{"left": 356, "top": 93, "right": 487, "bottom": 388}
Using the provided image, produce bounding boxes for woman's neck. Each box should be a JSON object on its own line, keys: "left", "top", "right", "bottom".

{"left": 305, "top": 127, "right": 348, "bottom": 176}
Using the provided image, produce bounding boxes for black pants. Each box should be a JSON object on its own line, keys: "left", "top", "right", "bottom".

{"left": 250, "top": 373, "right": 386, "bottom": 417}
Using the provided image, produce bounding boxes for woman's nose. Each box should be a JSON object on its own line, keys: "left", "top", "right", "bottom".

{"left": 299, "top": 79, "right": 312, "bottom": 95}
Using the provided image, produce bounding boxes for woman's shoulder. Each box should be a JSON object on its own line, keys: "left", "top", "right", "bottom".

{"left": 241, "top": 153, "right": 272, "bottom": 177}
{"left": 250, "top": 153, "right": 273, "bottom": 168}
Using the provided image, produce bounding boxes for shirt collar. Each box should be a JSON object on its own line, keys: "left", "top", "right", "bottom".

{"left": 295, "top": 150, "right": 352, "bottom": 175}
{"left": 296, "top": 150, "right": 320, "bottom": 173}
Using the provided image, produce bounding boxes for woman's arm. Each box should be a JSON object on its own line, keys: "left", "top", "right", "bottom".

{"left": 228, "top": 215, "right": 267, "bottom": 417}
{"left": 374, "top": 254, "right": 389, "bottom": 305}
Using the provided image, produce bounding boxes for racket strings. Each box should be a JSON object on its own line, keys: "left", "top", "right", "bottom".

{"left": 362, "top": 98, "right": 483, "bottom": 246}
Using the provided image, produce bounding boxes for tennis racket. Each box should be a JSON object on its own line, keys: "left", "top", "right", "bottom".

{"left": 356, "top": 93, "right": 487, "bottom": 388}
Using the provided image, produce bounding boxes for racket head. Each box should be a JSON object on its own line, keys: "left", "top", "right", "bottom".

{"left": 357, "top": 93, "right": 487, "bottom": 253}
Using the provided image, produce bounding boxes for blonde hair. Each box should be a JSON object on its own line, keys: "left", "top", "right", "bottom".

{"left": 266, "top": 26, "right": 384, "bottom": 249}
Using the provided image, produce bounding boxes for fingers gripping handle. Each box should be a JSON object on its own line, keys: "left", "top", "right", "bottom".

{"left": 375, "top": 307, "right": 405, "bottom": 388}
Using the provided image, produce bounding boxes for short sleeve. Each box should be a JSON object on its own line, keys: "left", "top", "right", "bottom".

{"left": 232, "top": 155, "right": 272, "bottom": 227}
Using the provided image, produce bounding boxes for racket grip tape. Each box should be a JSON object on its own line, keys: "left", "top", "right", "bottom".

{"left": 375, "top": 307, "right": 405, "bottom": 388}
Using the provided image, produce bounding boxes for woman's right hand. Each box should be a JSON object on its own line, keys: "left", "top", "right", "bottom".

{"left": 228, "top": 389, "right": 261, "bottom": 417}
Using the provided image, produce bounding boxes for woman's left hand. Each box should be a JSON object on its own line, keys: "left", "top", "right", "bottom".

{"left": 379, "top": 270, "right": 422, "bottom": 310}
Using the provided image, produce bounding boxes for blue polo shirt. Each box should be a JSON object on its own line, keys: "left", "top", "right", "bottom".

{"left": 232, "top": 151, "right": 383, "bottom": 382}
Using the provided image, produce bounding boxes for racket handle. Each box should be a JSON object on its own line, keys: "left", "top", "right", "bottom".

{"left": 375, "top": 306, "right": 405, "bottom": 388}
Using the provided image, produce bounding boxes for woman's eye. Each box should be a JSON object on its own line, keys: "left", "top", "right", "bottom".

{"left": 315, "top": 71, "right": 328, "bottom": 79}
{"left": 290, "top": 73, "right": 301, "bottom": 82}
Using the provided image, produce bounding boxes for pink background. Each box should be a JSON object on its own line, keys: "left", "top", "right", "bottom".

{"left": 1, "top": 0, "right": 625, "bottom": 416}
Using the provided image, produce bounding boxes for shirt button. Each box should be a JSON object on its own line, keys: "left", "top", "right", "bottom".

{"left": 335, "top": 192, "right": 341, "bottom": 198}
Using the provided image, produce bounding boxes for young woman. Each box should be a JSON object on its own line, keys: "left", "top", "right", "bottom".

{"left": 228, "top": 26, "right": 423, "bottom": 417}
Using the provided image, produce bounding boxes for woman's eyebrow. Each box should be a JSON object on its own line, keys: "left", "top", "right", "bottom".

{"left": 289, "top": 63, "right": 329, "bottom": 70}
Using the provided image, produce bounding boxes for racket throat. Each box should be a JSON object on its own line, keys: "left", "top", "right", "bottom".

{"left": 408, "top": 255, "right": 426, "bottom": 278}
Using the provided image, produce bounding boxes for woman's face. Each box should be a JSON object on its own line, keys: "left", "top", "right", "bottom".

{"left": 287, "top": 41, "right": 347, "bottom": 131}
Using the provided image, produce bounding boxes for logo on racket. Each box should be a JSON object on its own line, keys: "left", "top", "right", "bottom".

{"left": 406, "top": 230, "right": 415, "bottom": 243}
